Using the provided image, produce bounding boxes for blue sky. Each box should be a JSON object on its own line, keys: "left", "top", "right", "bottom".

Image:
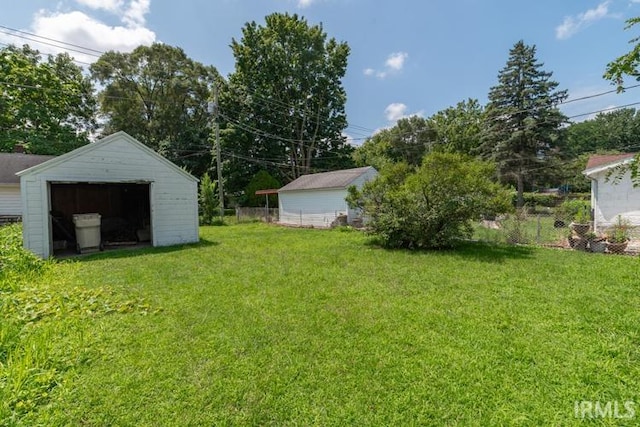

{"left": 2, "top": 0, "right": 640, "bottom": 143}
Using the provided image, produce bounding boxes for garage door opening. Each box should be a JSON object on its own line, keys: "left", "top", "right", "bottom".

{"left": 49, "top": 182, "right": 151, "bottom": 256}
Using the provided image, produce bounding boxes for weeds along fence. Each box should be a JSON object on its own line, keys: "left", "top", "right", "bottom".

{"left": 235, "top": 207, "right": 279, "bottom": 223}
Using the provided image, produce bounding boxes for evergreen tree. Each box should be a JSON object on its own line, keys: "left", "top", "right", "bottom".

{"left": 480, "top": 41, "right": 568, "bottom": 207}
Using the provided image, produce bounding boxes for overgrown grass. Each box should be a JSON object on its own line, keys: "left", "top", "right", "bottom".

{"left": 4, "top": 223, "right": 640, "bottom": 425}
{"left": 0, "top": 224, "right": 153, "bottom": 425}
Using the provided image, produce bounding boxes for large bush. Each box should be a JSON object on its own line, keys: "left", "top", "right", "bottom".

{"left": 348, "top": 153, "right": 511, "bottom": 249}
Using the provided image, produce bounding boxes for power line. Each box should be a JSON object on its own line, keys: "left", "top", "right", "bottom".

{"left": 0, "top": 24, "right": 104, "bottom": 54}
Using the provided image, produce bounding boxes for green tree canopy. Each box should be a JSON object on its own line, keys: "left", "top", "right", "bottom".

{"left": 90, "top": 43, "right": 222, "bottom": 177}
{"left": 428, "top": 98, "right": 485, "bottom": 155}
{"left": 480, "top": 40, "right": 568, "bottom": 207}
{"left": 566, "top": 108, "right": 640, "bottom": 155}
{"left": 244, "top": 170, "right": 280, "bottom": 207}
{"left": 0, "top": 44, "right": 96, "bottom": 155}
{"left": 605, "top": 17, "right": 640, "bottom": 89}
{"left": 223, "top": 12, "right": 352, "bottom": 188}
{"left": 353, "top": 116, "right": 435, "bottom": 168}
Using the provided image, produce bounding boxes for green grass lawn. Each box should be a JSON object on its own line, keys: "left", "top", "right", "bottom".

{"left": 4, "top": 223, "right": 640, "bottom": 425}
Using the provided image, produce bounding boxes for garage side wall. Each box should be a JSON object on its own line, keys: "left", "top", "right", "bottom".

{"left": 20, "top": 135, "right": 199, "bottom": 258}
{"left": 20, "top": 176, "right": 48, "bottom": 256}
{"left": 593, "top": 169, "right": 640, "bottom": 231}
{"left": 279, "top": 189, "right": 349, "bottom": 227}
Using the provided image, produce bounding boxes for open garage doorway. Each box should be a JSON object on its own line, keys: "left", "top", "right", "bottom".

{"left": 49, "top": 182, "right": 152, "bottom": 256}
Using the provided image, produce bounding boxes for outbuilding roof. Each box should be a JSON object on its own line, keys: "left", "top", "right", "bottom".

{"left": 0, "top": 153, "right": 55, "bottom": 184}
{"left": 279, "top": 166, "right": 375, "bottom": 192}
{"left": 584, "top": 153, "right": 636, "bottom": 177}
{"left": 16, "top": 131, "right": 198, "bottom": 182}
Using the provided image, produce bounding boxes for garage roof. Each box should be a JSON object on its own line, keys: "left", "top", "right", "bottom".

{"left": 279, "top": 166, "right": 375, "bottom": 192}
{"left": 0, "top": 153, "right": 55, "bottom": 184}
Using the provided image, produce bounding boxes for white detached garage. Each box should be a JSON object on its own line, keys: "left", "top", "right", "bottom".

{"left": 17, "top": 131, "right": 199, "bottom": 258}
{"left": 584, "top": 153, "right": 640, "bottom": 232}
{"left": 278, "top": 166, "right": 378, "bottom": 227}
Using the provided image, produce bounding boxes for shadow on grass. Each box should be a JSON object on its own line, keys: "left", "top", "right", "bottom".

{"left": 64, "top": 238, "right": 219, "bottom": 263}
{"left": 364, "top": 237, "right": 534, "bottom": 263}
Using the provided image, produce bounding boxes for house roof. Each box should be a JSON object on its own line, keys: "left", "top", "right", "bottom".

{"left": 279, "top": 166, "right": 376, "bottom": 192}
{"left": 0, "top": 153, "right": 56, "bottom": 184}
{"left": 16, "top": 131, "right": 198, "bottom": 182}
{"left": 584, "top": 153, "right": 636, "bottom": 177}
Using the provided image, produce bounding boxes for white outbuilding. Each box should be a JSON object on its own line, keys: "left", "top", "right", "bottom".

{"left": 584, "top": 153, "right": 640, "bottom": 232}
{"left": 17, "top": 131, "right": 199, "bottom": 258}
{"left": 278, "top": 166, "right": 378, "bottom": 227}
{"left": 0, "top": 152, "right": 54, "bottom": 221}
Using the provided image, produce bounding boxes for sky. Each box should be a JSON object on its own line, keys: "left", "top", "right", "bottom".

{"left": 2, "top": 0, "right": 640, "bottom": 144}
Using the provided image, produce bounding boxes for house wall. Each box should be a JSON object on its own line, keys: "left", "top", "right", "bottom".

{"left": 279, "top": 188, "right": 349, "bottom": 227}
{"left": 20, "top": 135, "right": 199, "bottom": 258}
{"left": 592, "top": 169, "right": 640, "bottom": 232}
{"left": 0, "top": 185, "right": 21, "bottom": 216}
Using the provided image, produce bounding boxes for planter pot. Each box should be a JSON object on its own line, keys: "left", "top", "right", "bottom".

{"left": 573, "top": 237, "right": 589, "bottom": 252}
{"left": 570, "top": 222, "right": 590, "bottom": 237}
{"left": 589, "top": 239, "right": 607, "bottom": 253}
{"left": 607, "top": 240, "right": 629, "bottom": 254}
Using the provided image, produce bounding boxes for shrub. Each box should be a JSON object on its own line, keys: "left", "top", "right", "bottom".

{"left": 555, "top": 199, "right": 590, "bottom": 222}
{"left": 348, "top": 153, "right": 512, "bottom": 249}
{"left": 199, "top": 173, "right": 219, "bottom": 225}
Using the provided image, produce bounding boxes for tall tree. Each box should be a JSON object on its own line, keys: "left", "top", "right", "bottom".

{"left": 224, "top": 13, "right": 351, "bottom": 185}
{"left": 353, "top": 116, "right": 435, "bottom": 169}
{"left": 480, "top": 41, "right": 568, "bottom": 207}
{"left": 90, "top": 43, "right": 222, "bottom": 177}
{"left": 427, "top": 98, "right": 485, "bottom": 155}
{"left": 0, "top": 45, "right": 96, "bottom": 154}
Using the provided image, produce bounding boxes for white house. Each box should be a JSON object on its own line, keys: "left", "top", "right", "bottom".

{"left": 17, "top": 131, "right": 199, "bottom": 258}
{"left": 278, "top": 166, "right": 378, "bottom": 227}
{"left": 0, "top": 153, "right": 54, "bottom": 220}
{"left": 583, "top": 153, "right": 640, "bottom": 232}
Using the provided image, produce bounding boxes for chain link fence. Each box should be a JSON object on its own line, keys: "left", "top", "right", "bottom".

{"left": 473, "top": 209, "right": 639, "bottom": 255}
{"left": 235, "top": 207, "right": 279, "bottom": 223}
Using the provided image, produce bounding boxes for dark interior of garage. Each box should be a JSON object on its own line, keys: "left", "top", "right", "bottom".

{"left": 49, "top": 182, "right": 151, "bottom": 254}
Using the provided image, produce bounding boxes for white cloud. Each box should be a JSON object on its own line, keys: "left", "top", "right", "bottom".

{"left": 385, "top": 51, "right": 408, "bottom": 71}
{"left": 0, "top": 1, "right": 156, "bottom": 64}
{"left": 122, "top": 0, "right": 150, "bottom": 27}
{"left": 556, "top": 1, "right": 611, "bottom": 40}
{"left": 298, "top": 0, "right": 316, "bottom": 7}
{"left": 75, "top": 0, "right": 124, "bottom": 12}
{"left": 384, "top": 103, "right": 408, "bottom": 121}
{"left": 364, "top": 51, "right": 409, "bottom": 79}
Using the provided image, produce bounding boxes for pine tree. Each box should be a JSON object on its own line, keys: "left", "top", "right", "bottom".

{"left": 481, "top": 41, "right": 568, "bottom": 207}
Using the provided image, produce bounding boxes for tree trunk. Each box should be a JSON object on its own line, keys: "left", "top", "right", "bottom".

{"left": 516, "top": 171, "right": 524, "bottom": 209}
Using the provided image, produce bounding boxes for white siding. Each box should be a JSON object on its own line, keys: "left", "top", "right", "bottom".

{"left": 278, "top": 168, "right": 378, "bottom": 228}
{"left": 279, "top": 189, "right": 349, "bottom": 227}
{"left": 592, "top": 169, "right": 640, "bottom": 232}
{"left": 0, "top": 185, "right": 21, "bottom": 215}
{"left": 19, "top": 133, "right": 199, "bottom": 258}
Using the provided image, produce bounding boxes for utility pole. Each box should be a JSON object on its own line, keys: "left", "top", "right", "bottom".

{"left": 209, "top": 85, "right": 224, "bottom": 220}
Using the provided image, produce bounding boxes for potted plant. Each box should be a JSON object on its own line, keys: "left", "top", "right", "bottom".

{"left": 570, "top": 207, "right": 591, "bottom": 237}
{"left": 606, "top": 216, "right": 632, "bottom": 254}
{"left": 586, "top": 231, "right": 607, "bottom": 253}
